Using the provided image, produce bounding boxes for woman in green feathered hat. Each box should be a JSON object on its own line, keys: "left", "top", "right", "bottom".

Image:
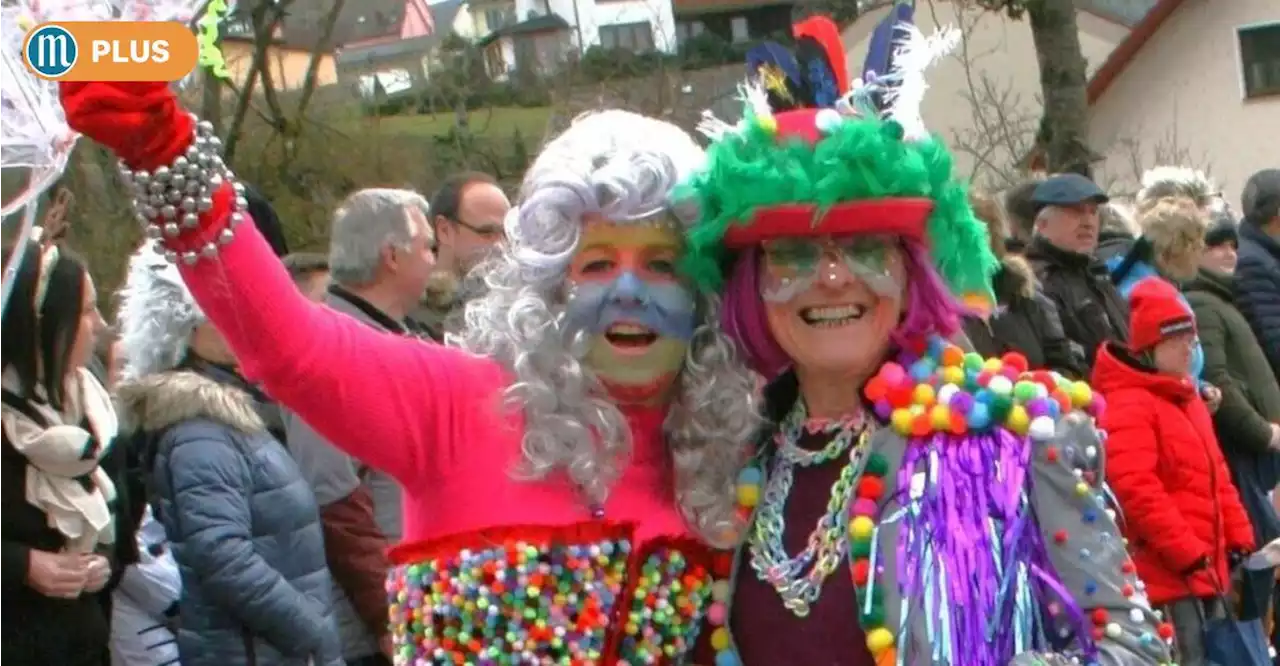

{"left": 682, "top": 7, "right": 1180, "bottom": 666}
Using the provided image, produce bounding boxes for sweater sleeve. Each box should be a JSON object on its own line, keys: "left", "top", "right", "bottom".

{"left": 1234, "top": 252, "right": 1280, "bottom": 375}
{"left": 164, "top": 434, "right": 334, "bottom": 659}
{"left": 1028, "top": 414, "right": 1175, "bottom": 665}
{"left": 1189, "top": 303, "right": 1274, "bottom": 453}
{"left": 1099, "top": 393, "right": 1210, "bottom": 574}
{"left": 177, "top": 188, "right": 504, "bottom": 488}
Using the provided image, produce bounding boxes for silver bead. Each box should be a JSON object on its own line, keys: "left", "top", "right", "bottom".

{"left": 195, "top": 152, "right": 209, "bottom": 167}
{"left": 173, "top": 155, "right": 189, "bottom": 170}
{"left": 134, "top": 170, "right": 151, "bottom": 186}
{"left": 235, "top": 196, "right": 248, "bottom": 210}
{"left": 167, "top": 190, "right": 184, "bottom": 204}
{"left": 135, "top": 212, "right": 151, "bottom": 226}
{"left": 145, "top": 225, "right": 162, "bottom": 239}
{"left": 186, "top": 145, "right": 201, "bottom": 161}
{"left": 232, "top": 181, "right": 245, "bottom": 195}
{"left": 218, "top": 227, "right": 235, "bottom": 244}
{"left": 181, "top": 197, "right": 197, "bottom": 212}
{"left": 200, "top": 243, "right": 219, "bottom": 259}
{"left": 160, "top": 205, "right": 177, "bottom": 219}
{"left": 197, "top": 120, "right": 215, "bottom": 136}
{"left": 229, "top": 212, "right": 244, "bottom": 226}
{"left": 163, "top": 222, "right": 180, "bottom": 237}
{"left": 171, "top": 174, "right": 186, "bottom": 190}
{"left": 149, "top": 194, "right": 165, "bottom": 208}
{"left": 181, "top": 251, "right": 198, "bottom": 265}
{"left": 164, "top": 249, "right": 179, "bottom": 264}
{"left": 181, "top": 213, "right": 199, "bottom": 228}
{"left": 152, "top": 241, "right": 167, "bottom": 255}
{"left": 154, "top": 166, "right": 170, "bottom": 182}
{"left": 185, "top": 181, "right": 202, "bottom": 195}
{"left": 209, "top": 174, "right": 223, "bottom": 190}
{"left": 198, "top": 197, "right": 213, "bottom": 212}
{"left": 140, "top": 204, "right": 157, "bottom": 219}
{"left": 148, "top": 180, "right": 165, "bottom": 195}
{"left": 206, "top": 136, "right": 222, "bottom": 151}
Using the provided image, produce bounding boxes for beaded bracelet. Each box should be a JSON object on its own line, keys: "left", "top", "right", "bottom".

{"left": 118, "top": 113, "right": 248, "bottom": 265}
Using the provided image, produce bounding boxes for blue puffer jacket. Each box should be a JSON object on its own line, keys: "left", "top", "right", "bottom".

{"left": 1235, "top": 221, "right": 1280, "bottom": 376}
{"left": 1106, "top": 256, "right": 1205, "bottom": 383}
{"left": 118, "top": 365, "right": 342, "bottom": 666}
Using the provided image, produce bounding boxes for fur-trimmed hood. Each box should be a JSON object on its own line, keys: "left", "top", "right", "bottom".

{"left": 996, "top": 255, "right": 1038, "bottom": 300}
{"left": 115, "top": 370, "right": 264, "bottom": 436}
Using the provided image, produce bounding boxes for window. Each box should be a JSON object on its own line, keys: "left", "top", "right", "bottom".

{"left": 599, "top": 22, "right": 654, "bottom": 53}
{"left": 1238, "top": 23, "right": 1280, "bottom": 99}
{"left": 484, "top": 7, "right": 515, "bottom": 31}
{"left": 730, "top": 16, "right": 749, "bottom": 43}
{"left": 676, "top": 20, "right": 705, "bottom": 46}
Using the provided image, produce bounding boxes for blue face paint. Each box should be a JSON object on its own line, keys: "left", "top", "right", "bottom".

{"left": 566, "top": 270, "right": 696, "bottom": 341}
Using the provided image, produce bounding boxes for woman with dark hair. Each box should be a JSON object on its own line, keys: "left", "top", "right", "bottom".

{"left": 1, "top": 237, "right": 119, "bottom": 666}
{"left": 963, "top": 190, "right": 1086, "bottom": 378}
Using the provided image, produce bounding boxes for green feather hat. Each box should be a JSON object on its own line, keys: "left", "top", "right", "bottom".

{"left": 676, "top": 13, "right": 997, "bottom": 308}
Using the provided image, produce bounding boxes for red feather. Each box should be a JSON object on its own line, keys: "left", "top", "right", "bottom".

{"left": 792, "top": 16, "right": 850, "bottom": 96}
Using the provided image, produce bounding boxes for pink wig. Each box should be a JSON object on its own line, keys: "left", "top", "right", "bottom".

{"left": 719, "top": 240, "right": 964, "bottom": 380}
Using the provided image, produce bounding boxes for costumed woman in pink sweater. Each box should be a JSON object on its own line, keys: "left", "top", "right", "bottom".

{"left": 682, "top": 7, "right": 1179, "bottom": 666}
{"left": 58, "top": 84, "right": 760, "bottom": 664}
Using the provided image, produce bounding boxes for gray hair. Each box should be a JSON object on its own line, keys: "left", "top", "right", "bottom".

{"left": 455, "top": 110, "right": 763, "bottom": 547}
{"left": 328, "top": 188, "right": 432, "bottom": 286}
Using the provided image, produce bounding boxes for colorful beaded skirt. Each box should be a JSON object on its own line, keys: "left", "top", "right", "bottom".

{"left": 385, "top": 521, "right": 720, "bottom": 665}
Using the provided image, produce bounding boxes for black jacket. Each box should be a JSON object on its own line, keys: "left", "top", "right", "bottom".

{"left": 1024, "top": 237, "right": 1130, "bottom": 373}
{"left": 1234, "top": 221, "right": 1280, "bottom": 376}
{"left": 963, "top": 257, "right": 1086, "bottom": 379}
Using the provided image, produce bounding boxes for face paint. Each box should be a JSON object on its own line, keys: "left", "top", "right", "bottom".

{"left": 566, "top": 218, "right": 696, "bottom": 404}
{"left": 760, "top": 235, "right": 902, "bottom": 302}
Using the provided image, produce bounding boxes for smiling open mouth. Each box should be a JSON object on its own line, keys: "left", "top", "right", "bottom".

{"left": 605, "top": 322, "right": 659, "bottom": 349}
{"left": 799, "top": 304, "right": 868, "bottom": 328}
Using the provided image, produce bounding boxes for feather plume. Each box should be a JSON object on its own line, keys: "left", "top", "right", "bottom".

{"left": 792, "top": 16, "right": 850, "bottom": 95}
{"left": 882, "top": 23, "right": 961, "bottom": 141}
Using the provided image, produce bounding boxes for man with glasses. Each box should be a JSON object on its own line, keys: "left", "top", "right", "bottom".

{"left": 419, "top": 171, "right": 510, "bottom": 339}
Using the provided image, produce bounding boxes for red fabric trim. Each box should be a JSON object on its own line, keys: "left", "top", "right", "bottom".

{"left": 386, "top": 520, "right": 637, "bottom": 565}
{"left": 59, "top": 82, "right": 194, "bottom": 172}
{"left": 723, "top": 199, "right": 933, "bottom": 248}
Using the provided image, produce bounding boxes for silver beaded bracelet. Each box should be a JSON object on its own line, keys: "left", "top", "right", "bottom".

{"left": 118, "top": 113, "right": 249, "bottom": 265}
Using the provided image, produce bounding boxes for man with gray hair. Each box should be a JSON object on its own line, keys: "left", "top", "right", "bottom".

{"left": 283, "top": 187, "right": 435, "bottom": 666}
{"left": 1023, "top": 173, "right": 1130, "bottom": 373}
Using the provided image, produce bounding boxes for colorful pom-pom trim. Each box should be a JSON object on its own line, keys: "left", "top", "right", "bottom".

{"left": 864, "top": 336, "right": 1104, "bottom": 441}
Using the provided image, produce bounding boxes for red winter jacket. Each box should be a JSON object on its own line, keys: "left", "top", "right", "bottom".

{"left": 1093, "top": 342, "right": 1255, "bottom": 605}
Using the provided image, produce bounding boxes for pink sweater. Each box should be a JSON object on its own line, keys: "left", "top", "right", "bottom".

{"left": 179, "top": 220, "right": 694, "bottom": 549}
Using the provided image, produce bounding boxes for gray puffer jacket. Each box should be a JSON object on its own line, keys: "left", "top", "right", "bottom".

{"left": 117, "top": 367, "right": 342, "bottom": 666}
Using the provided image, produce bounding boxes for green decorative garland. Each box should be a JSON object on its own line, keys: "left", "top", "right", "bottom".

{"left": 677, "top": 110, "right": 998, "bottom": 304}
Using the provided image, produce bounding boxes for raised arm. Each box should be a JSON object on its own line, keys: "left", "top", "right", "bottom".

{"left": 59, "top": 82, "right": 501, "bottom": 486}
{"left": 1028, "top": 413, "right": 1176, "bottom": 666}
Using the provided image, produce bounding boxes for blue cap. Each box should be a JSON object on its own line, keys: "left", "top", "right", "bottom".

{"left": 1031, "top": 174, "right": 1109, "bottom": 209}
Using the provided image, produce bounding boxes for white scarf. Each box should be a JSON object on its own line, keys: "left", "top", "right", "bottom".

{"left": 2, "top": 367, "right": 119, "bottom": 553}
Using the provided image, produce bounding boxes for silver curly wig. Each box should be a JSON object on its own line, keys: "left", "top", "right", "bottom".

{"left": 455, "top": 110, "right": 762, "bottom": 547}
{"left": 116, "top": 240, "right": 205, "bottom": 382}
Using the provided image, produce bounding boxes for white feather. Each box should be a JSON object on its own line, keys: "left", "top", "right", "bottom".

{"left": 882, "top": 23, "right": 962, "bottom": 142}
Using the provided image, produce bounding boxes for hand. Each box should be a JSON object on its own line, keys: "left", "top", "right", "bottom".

{"left": 58, "top": 82, "right": 194, "bottom": 171}
{"left": 1202, "top": 385, "right": 1222, "bottom": 413}
{"left": 81, "top": 554, "right": 111, "bottom": 593}
{"left": 26, "top": 550, "right": 87, "bottom": 599}
{"left": 1269, "top": 424, "right": 1280, "bottom": 451}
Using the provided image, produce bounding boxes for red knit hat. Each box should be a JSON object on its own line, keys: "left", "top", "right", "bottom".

{"left": 1129, "top": 277, "right": 1196, "bottom": 351}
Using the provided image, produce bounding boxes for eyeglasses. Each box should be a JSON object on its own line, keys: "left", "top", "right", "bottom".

{"left": 449, "top": 216, "right": 503, "bottom": 239}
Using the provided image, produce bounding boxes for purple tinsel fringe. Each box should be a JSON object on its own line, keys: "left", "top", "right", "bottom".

{"left": 893, "top": 429, "right": 1099, "bottom": 664}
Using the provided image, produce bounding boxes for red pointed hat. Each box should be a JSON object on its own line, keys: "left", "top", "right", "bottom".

{"left": 1128, "top": 277, "right": 1196, "bottom": 352}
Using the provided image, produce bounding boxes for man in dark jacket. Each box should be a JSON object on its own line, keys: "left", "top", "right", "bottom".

{"left": 1235, "top": 168, "right": 1280, "bottom": 376}
{"left": 1023, "top": 174, "right": 1130, "bottom": 373}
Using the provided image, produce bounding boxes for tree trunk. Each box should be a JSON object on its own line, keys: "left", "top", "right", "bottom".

{"left": 1026, "top": 0, "right": 1096, "bottom": 177}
